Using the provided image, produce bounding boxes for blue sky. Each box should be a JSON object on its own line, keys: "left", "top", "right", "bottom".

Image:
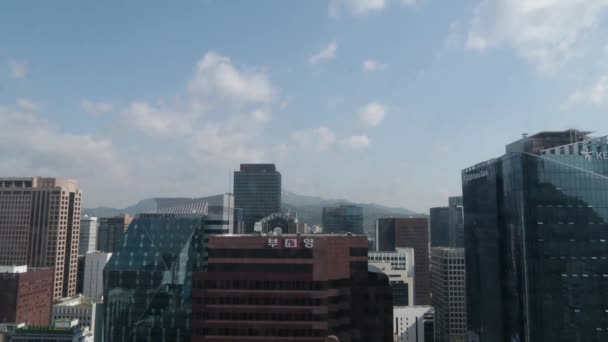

{"left": 2, "top": 0, "right": 608, "bottom": 212}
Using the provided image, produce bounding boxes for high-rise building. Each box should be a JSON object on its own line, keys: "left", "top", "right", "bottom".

{"left": 96, "top": 214, "right": 132, "bottom": 253}
{"left": 376, "top": 218, "right": 431, "bottom": 305}
{"left": 51, "top": 295, "right": 97, "bottom": 333}
{"left": 192, "top": 234, "right": 393, "bottom": 341}
{"left": 322, "top": 205, "right": 364, "bottom": 234}
{"left": 83, "top": 251, "right": 111, "bottom": 300}
{"left": 233, "top": 164, "right": 281, "bottom": 233}
{"left": 430, "top": 207, "right": 450, "bottom": 247}
{"left": 369, "top": 248, "right": 415, "bottom": 306}
{"left": 151, "top": 194, "right": 235, "bottom": 234}
{"left": 394, "top": 306, "right": 435, "bottom": 342}
{"left": 0, "top": 266, "right": 53, "bottom": 325}
{"left": 104, "top": 213, "right": 207, "bottom": 342}
{"left": 447, "top": 196, "right": 464, "bottom": 248}
{"left": 431, "top": 247, "right": 466, "bottom": 342}
{"left": 463, "top": 129, "right": 608, "bottom": 341}
{"left": 76, "top": 255, "right": 85, "bottom": 294}
{"left": 79, "top": 216, "right": 97, "bottom": 256}
{"left": 0, "top": 177, "right": 82, "bottom": 300}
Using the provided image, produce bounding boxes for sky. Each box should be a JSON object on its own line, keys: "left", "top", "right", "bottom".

{"left": 2, "top": 0, "right": 608, "bottom": 213}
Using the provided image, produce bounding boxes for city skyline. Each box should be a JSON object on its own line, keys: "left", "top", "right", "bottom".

{"left": 2, "top": 1, "right": 608, "bottom": 213}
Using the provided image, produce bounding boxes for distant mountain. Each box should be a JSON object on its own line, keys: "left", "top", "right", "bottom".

{"left": 83, "top": 191, "right": 424, "bottom": 235}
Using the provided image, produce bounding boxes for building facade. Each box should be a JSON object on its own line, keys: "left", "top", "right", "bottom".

{"left": 322, "top": 205, "right": 364, "bottom": 234}
{"left": 233, "top": 164, "right": 281, "bottom": 233}
{"left": 103, "top": 213, "right": 207, "bottom": 342}
{"left": 447, "top": 196, "right": 464, "bottom": 248}
{"left": 463, "top": 130, "right": 608, "bottom": 341}
{"left": 369, "top": 248, "right": 415, "bottom": 306}
{"left": 430, "top": 207, "right": 450, "bottom": 247}
{"left": 431, "top": 247, "right": 466, "bottom": 342}
{"left": 96, "top": 215, "right": 132, "bottom": 253}
{"left": 52, "top": 296, "right": 97, "bottom": 333}
{"left": 376, "top": 218, "right": 431, "bottom": 305}
{"left": 394, "top": 306, "right": 435, "bottom": 342}
{"left": 10, "top": 319, "right": 93, "bottom": 342}
{"left": 0, "top": 266, "right": 53, "bottom": 325}
{"left": 0, "top": 177, "right": 82, "bottom": 300}
{"left": 192, "top": 234, "right": 392, "bottom": 341}
{"left": 83, "top": 252, "right": 111, "bottom": 300}
{"left": 79, "top": 216, "right": 97, "bottom": 256}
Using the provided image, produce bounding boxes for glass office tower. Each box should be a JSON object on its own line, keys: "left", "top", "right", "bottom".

{"left": 103, "top": 213, "right": 207, "bottom": 342}
{"left": 430, "top": 207, "right": 450, "bottom": 247}
{"left": 233, "top": 164, "right": 281, "bottom": 233}
{"left": 322, "top": 205, "right": 364, "bottom": 234}
{"left": 463, "top": 130, "right": 608, "bottom": 342}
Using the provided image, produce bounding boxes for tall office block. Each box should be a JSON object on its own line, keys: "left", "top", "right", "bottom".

{"left": 104, "top": 213, "right": 207, "bottom": 342}
{"left": 322, "top": 205, "right": 364, "bottom": 234}
{"left": 0, "top": 177, "right": 81, "bottom": 300}
{"left": 431, "top": 247, "right": 466, "bottom": 342}
{"left": 83, "top": 252, "right": 111, "bottom": 300}
{"left": 193, "top": 234, "right": 392, "bottom": 342}
{"left": 447, "top": 196, "right": 464, "bottom": 248}
{"left": 430, "top": 207, "right": 450, "bottom": 247}
{"left": 79, "top": 216, "right": 97, "bottom": 256}
{"left": 96, "top": 214, "right": 132, "bottom": 253}
{"left": 376, "top": 218, "right": 431, "bottom": 305}
{"left": 463, "top": 129, "right": 608, "bottom": 341}
{"left": 233, "top": 164, "right": 281, "bottom": 233}
{"left": 369, "top": 248, "right": 415, "bottom": 306}
{"left": 0, "top": 266, "right": 53, "bottom": 325}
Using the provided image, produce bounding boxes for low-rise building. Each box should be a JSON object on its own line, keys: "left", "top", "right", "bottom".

{"left": 0, "top": 266, "right": 53, "bottom": 325}
{"left": 9, "top": 319, "right": 93, "bottom": 342}
{"left": 51, "top": 296, "right": 97, "bottom": 334}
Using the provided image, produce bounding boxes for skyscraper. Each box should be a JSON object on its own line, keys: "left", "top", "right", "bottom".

{"left": 83, "top": 251, "right": 111, "bottom": 300}
{"left": 233, "top": 164, "right": 281, "bottom": 233}
{"left": 431, "top": 247, "right": 466, "bottom": 342}
{"left": 322, "top": 205, "right": 364, "bottom": 234}
{"left": 96, "top": 214, "right": 132, "bottom": 253}
{"left": 447, "top": 196, "right": 464, "bottom": 248}
{"left": 0, "top": 177, "right": 82, "bottom": 300}
{"left": 104, "top": 213, "right": 207, "bottom": 342}
{"left": 79, "top": 216, "right": 97, "bottom": 256}
{"left": 429, "top": 207, "right": 449, "bottom": 247}
{"left": 376, "top": 217, "right": 431, "bottom": 305}
{"left": 463, "top": 129, "right": 608, "bottom": 341}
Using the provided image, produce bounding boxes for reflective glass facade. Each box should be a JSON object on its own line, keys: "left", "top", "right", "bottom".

{"left": 463, "top": 133, "right": 608, "bottom": 341}
{"left": 430, "top": 207, "right": 449, "bottom": 247}
{"left": 322, "top": 205, "right": 364, "bottom": 234}
{"left": 234, "top": 164, "right": 281, "bottom": 233}
{"left": 103, "top": 214, "right": 206, "bottom": 342}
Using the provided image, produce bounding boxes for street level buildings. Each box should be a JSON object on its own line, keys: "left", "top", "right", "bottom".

{"left": 431, "top": 247, "right": 466, "bottom": 342}
{"left": 52, "top": 295, "right": 97, "bottom": 333}
{"left": 376, "top": 217, "right": 431, "bottom": 305}
{"left": 322, "top": 205, "right": 364, "bottom": 234}
{"left": 234, "top": 164, "right": 281, "bottom": 233}
{"left": 10, "top": 319, "right": 93, "bottom": 342}
{"left": 0, "top": 266, "right": 53, "bottom": 326}
{"left": 463, "top": 129, "right": 608, "bottom": 341}
{"left": 0, "top": 177, "right": 82, "bottom": 300}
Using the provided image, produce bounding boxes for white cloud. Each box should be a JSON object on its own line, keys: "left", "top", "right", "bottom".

{"left": 81, "top": 100, "right": 113, "bottom": 116}
{"left": 291, "top": 126, "right": 336, "bottom": 152}
{"left": 329, "top": 0, "right": 416, "bottom": 16}
{"left": 357, "top": 102, "right": 387, "bottom": 128}
{"left": 188, "top": 51, "right": 274, "bottom": 104}
{"left": 309, "top": 42, "right": 337, "bottom": 64}
{"left": 16, "top": 98, "right": 39, "bottom": 112}
{"left": 467, "top": 0, "right": 608, "bottom": 72}
{"left": 340, "top": 135, "right": 371, "bottom": 150}
{"left": 567, "top": 75, "right": 608, "bottom": 105}
{"left": 251, "top": 108, "right": 271, "bottom": 122}
{"left": 362, "top": 59, "right": 387, "bottom": 72}
{"left": 120, "top": 101, "right": 195, "bottom": 137}
{"left": 8, "top": 59, "right": 28, "bottom": 79}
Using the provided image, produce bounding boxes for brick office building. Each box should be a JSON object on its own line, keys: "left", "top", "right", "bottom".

{"left": 0, "top": 266, "right": 54, "bottom": 325}
{"left": 192, "top": 234, "right": 392, "bottom": 342}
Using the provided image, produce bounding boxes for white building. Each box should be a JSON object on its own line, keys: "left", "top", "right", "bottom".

{"left": 83, "top": 251, "right": 111, "bottom": 300}
{"left": 52, "top": 296, "right": 97, "bottom": 335}
{"left": 369, "top": 248, "right": 415, "bottom": 306}
{"left": 79, "top": 216, "right": 98, "bottom": 256}
{"left": 394, "top": 306, "right": 435, "bottom": 342}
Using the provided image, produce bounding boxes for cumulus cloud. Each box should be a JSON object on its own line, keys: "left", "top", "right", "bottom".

{"left": 16, "top": 98, "right": 39, "bottom": 112}
{"left": 567, "top": 75, "right": 608, "bottom": 105}
{"left": 466, "top": 0, "right": 608, "bottom": 72}
{"left": 192, "top": 120, "right": 265, "bottom": 164}
{"left": 362, "top": 60, "right": 387, "bottom": 72}
{"left": 188, "top": 51, "right": 274, "bottom": 104}
{"left": 357, "top": 102, "right": 387, "bottom": 128}
{"left": 251, "top": 108, "right": 271, "bottom": 122}
{"left": 291, "top": 126, "right": 337, "bottom": 152}
{"left": 329, "top": 0, "right": 415, "bottom": 16}
{"left": 81, "top": 100, "right": 114, "bottom": 116}
{"left": 309, "top": 42, "right": 337, "bottom": 64}
{"left": 339, "top": 135, "right": 371, "bottom": 150}
{"left": 120, "top": 101, "right": 195, "bottom": 137}
{"left": 8, "top": 59, "right": 28, "bottom": 79}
